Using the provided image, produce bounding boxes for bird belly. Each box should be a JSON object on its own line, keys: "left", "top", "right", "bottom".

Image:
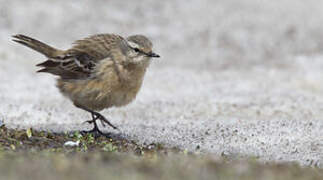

{"left": 110, "top": 87, "right": 139, "bottom": 107}
{"left": 56, "top": 75, "right": 143, "bottom": 111}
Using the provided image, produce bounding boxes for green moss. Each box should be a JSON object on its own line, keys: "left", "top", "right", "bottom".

{"left": 0, "top": 125, "right": 179, "bottom": 155}
{"left": 1, "top": 125, "right": 323, "bottom": 180}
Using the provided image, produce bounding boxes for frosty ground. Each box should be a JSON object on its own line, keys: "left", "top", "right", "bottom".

{"left": 1, "top": 0, "right": 323, "bottom": 167}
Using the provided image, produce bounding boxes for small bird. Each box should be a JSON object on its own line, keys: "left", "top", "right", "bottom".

{"left": 12, "top": 33, "right": 160, "bottom": 135}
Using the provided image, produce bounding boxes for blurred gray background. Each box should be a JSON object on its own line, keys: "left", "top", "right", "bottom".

{"left": 1, "top": 0, "right": 323, "bottom": 167}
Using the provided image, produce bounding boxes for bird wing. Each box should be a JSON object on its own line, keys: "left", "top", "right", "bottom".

{"left": 37, "top": 34, "right": 125, "bottom": 80}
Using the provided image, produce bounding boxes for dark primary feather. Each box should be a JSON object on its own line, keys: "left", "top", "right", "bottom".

{"left": 36, "top": 34, "right": 125, "bottom": 80}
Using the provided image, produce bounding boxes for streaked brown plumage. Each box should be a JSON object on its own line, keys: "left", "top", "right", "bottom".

{"left": 12, "top": 33, "right": 160, "bottom": 135}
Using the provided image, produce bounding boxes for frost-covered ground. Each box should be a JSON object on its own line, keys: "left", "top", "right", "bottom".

{"left": 1, "top": 0, "right": 323, "bottom": 167}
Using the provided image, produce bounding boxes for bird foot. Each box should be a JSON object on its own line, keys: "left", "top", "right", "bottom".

{"left": 81, "top": 123, "right": 112, "bottom": 138}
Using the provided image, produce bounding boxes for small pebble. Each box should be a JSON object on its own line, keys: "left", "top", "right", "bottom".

{"left": 64, "top": 140, "right": 80, "bottom": 147}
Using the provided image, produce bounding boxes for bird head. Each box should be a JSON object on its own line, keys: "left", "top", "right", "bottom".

{"left": 125, "top": 35, "right": 160, "bottom": 64}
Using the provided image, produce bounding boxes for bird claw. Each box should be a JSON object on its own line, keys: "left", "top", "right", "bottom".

{"left": 82, "top": 120, "right": 94, "bottom": 124}
{"left": 81, "top": 127, "right": 112, "bottom": 138}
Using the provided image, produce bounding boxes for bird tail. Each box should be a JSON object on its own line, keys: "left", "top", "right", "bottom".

{"left": 12, "top": 34, "right": 61, "bottom": 58}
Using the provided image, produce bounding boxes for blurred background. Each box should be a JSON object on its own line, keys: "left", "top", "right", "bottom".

{"left": 1, "top": 0, "right": 323, "bottom": 166}
{"left": 3, "top": 0, "right": 323, "bottom": 69}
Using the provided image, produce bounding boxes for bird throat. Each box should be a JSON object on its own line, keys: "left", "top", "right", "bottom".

{"left": 129, "top": 56, "right": 151, "bottom": 67}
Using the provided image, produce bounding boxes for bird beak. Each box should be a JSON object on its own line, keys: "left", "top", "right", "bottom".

{"left": 147, "top": 52, "right": 160, "bottom": 58}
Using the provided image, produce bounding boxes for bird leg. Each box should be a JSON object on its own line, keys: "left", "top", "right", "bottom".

{"left": 82, "top": 115, "right": 106, "bottom": 135}
{"left": 78, "top": 106, "right": 118, "bottom": 136}
{"left": 90, "top": 111, "right": 118, "bottom": 130}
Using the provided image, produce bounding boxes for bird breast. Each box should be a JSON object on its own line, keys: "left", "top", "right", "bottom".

{"left": 107, "top": 63, "right": 147, "bottom": 107}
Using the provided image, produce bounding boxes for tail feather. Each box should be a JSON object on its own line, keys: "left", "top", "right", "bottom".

{"left": 12, "top": 34, "right": 60, "bottom": 58}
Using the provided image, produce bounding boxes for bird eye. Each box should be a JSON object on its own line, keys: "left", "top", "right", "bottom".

{"left": 134, "top": 48, "right": 140, "bottom": 52}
